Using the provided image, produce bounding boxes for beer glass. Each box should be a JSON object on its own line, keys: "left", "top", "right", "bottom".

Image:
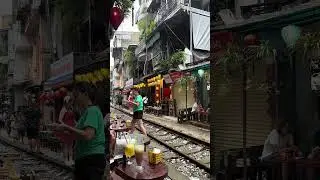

{"left": 135, "top": 145, "right": 144, "bottom": 172}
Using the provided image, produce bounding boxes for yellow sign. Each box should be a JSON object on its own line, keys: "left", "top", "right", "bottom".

{"left": 75, "top": 68, "right": 109, "bottom": 84}
{"left": 134, "top": 83, "right": 146, "bottom": 89}
{"left": 147, "top": 75, "right": 162, "bottom": 83}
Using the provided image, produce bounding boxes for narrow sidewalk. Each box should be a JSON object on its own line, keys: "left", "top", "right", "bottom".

{"left": 111, "top": 105, "right": 210, "bottom": 144}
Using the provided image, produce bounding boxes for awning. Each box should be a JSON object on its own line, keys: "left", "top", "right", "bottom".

{"left": 44, "top": 73, "right": 73, "bottom": 89}
{"left": 212, "top": 2, "right": 320, "bottom": 32}
{"left": 182, "top": 61, "right": 210, "bottom": 72}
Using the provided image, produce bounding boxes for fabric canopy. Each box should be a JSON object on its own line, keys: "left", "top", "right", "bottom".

{"left": 192, "top": 12, "right": 210, "bottom": 51}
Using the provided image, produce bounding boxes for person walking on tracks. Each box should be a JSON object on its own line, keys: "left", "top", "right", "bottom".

{"left": 25, "top": 103, "right": 42, "bottom": 152}
{"left": 128, "top": 89, "right": 147, "bottom": 136}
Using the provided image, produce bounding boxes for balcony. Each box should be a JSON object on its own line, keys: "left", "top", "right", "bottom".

{"left": 154, "top": 0, "right": 187, "bottom": 25}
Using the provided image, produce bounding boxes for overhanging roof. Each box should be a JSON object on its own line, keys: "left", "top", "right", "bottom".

{"left": 212, "top": 2, "right": 320, "bottom": 33}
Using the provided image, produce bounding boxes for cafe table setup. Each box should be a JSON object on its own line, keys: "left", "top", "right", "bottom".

{"left": 111, "top": 138, "right": 168, "bottom": 180}
{"left": 255, "top": 150, "right": 320, "bottom": 180}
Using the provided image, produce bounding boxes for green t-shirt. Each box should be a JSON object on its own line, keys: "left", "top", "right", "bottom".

{"left": 133, "top": 95, "right": 143, "bottom": 112}
{"left": 75, "top": 106, "right": 105, "bottom": 160}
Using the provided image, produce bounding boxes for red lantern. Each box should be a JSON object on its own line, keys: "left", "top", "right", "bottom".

{"left": 110, "top": 7, "right": 124, "bottom": 30}
{"left": 244, "top": 34, "right": 258, "bottom": 46}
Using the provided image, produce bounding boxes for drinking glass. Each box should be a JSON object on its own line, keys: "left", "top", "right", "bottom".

{"left": 135, "top": 144, "right": 144, "bottom": 172}
{"left": 125, "top": 143, "right": 135, "bottom": 165}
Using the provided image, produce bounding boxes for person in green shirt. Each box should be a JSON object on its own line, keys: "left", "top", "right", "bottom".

{"left": 128, "top": 89, "right": 147, "bottom": 135}
{"left": 53, "top": 82, "right": 106, "bottom": 180}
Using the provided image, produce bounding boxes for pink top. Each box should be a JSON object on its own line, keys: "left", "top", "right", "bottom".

{"left": 128, "top": 95, "right": 133, "bottom": 108}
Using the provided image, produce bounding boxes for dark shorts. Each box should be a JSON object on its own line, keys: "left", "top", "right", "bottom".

{"left": 133, "top": 110, "right": 143, "bottom": 119}
{"left": 74, "top": 154, "right": 106, "bottom": 180}
{"left": 26, "top": 128, "right": 39, "bottom": 139}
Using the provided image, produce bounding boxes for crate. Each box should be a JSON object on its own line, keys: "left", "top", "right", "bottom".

{"left": 148, "top": 151, "right": 163, "bottom": 165}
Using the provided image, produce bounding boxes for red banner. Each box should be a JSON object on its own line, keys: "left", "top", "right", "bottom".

{"left": 169, "top": 72, "right": 182, "bottom": 82}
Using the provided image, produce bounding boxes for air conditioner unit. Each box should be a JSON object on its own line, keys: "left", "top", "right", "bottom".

{"left": 235, "top": 0, "right": 262, "bottom": 18}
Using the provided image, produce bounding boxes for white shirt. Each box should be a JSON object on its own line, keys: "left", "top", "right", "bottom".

{"left": 261, "top": 129, "right": 294, "bottom": 158}
{"left": 142, "top": 97, "right": 148, "bottom": 104}
{"left": 191, "top": 103, "right": 198, "bottom": 112}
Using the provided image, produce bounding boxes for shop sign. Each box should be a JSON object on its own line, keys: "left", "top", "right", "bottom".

{"left": 50, "top": 53, "right": 74, "bottom": 79}
{"left": 147, "top": 75, "right": 162, "bottom": 87}
{"left": 169, "top": 72, "right": 182, "bottom": 82}
{"left": 163, "top": 74, "right": 173, "bottom": 84}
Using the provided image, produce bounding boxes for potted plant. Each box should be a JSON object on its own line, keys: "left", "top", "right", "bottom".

{"left": 256, "top": 40, "right": 274, "bottom": 64}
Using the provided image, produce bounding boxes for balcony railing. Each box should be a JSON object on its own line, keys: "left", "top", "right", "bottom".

{"left": 155, "top": 0, "right": 187, "bottom": 25}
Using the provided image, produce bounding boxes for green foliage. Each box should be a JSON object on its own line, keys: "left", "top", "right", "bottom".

{"left": 296, "top": 32, "right": 320, "bottom": 57}
{"left": 137, "top": 17, "right": 156, "bottom": 40}
{"left": 124, "top": 49, "right": 135, "bottom": 76}
{"left": 159, "top": 51, "right": 185, "bottom": 70}
{"left": 178, "top": 76, "right": 195, "bottom": 88}
{"left": 256, "top": 40, "right": 273, "bottom": 59}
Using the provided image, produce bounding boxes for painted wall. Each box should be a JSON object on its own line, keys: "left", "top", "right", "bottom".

{"left": 172, "top": 80, "right": 196, "bottom": 110}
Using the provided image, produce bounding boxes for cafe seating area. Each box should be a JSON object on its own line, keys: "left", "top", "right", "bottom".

{"left": 110, "top": 114, "right": 168, "bottom": 180}
{"left": 216, "top": 145, "right": 320, "bottom": 180}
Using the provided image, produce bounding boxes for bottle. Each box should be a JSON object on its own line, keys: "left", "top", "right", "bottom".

{"left": 122, "top": 153, "right": 127, "bottom": 167}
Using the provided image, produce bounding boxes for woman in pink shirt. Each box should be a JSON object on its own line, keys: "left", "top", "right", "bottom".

{"left": 56, "top": 96, "right": 76, "bottom": 165}
{"left": 127, "top": 91, "right": 134, "bottom": 109}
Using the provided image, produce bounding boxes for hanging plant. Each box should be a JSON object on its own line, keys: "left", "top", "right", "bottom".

{"left": 256, "top": 40, "right": 273, "bottom": 61}
{"left": 296, "top": 32, "right": 320, "bottom": 59}
{"left": 217, "top": 44, "right": 243, "bottom": 73}
{"left": 178, "top": 76, "right": 195, "bottom": 88}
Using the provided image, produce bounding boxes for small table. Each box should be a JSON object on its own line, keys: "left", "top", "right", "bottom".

{"left": 115, "top": 153, "right": 168, "bottom": 180}
{"left": 110, "top": 122, "right": 130, "bottom": 139}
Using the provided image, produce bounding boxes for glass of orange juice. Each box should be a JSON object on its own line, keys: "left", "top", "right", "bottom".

{"left": 125, "top": 143, "right": 135, "bottom": 165}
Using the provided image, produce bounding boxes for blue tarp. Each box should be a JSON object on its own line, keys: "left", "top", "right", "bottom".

{"left": 44, "top": 73, "right": 73, "bottom": 86}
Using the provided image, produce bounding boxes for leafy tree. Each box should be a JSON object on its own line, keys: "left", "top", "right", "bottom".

{"left": 137, "top": 16, "right": 156, "bottom": 40}
{"left": 159, "top": 51, "right": 185, "bottom": 70}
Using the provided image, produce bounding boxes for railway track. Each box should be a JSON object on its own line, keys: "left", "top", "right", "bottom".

{"left": 111, "top": 107, "right": 211, "bottom": 179}
{"left": 0, "top": 139, "right": 73, "bottom": 179}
